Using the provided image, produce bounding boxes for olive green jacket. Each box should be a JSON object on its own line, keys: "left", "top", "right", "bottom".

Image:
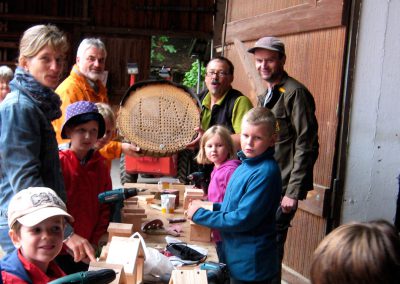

{"left": 258, "top": 72, "right": 319, "bottom": 200}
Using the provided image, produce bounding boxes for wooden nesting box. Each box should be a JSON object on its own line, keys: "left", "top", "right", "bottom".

{"left": 106, "top": 236, "right": 145, "bottom": 284}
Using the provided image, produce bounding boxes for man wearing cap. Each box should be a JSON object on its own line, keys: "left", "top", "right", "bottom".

{"left": 248, "top": 36, "right": 319, "bottom": 282}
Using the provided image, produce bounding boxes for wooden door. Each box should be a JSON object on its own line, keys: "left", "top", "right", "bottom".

{"left": 221, "top": 0, "right": 350, "bottom": 281}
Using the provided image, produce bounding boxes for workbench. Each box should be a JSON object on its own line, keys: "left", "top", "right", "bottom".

{"left": 123, "top": 183, "right": 218, "bottom": 263}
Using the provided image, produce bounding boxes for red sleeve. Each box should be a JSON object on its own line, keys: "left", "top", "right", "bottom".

{"left": 90, "top": 164, "right": 112, "bottom": 245}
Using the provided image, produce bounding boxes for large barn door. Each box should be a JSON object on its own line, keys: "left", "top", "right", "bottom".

{"left": 222, "top": 0, "right": 350, "bottom": 281}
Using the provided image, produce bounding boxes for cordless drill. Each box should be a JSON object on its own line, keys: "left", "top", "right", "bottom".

{"left": 98, "top": 188, "right": 137, "bottom": 203}
{"left": 187, "top": 172, "right": 207, "bottom": 189}
{"left": 200, "top": 261, "right": 228, "bottom": 284}
{"left": 48, "top": 269, "right": 116, "bottom": 284}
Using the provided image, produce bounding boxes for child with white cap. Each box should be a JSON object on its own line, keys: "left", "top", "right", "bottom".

{"left": 0, "top": 187, "right": 73, "bottom": 283}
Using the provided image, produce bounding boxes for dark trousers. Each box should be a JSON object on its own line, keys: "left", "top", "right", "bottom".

{"left": 270, "top": 206, "right": 297, "bottom": 284}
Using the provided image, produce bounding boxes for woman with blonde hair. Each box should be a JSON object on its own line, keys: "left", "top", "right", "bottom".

{"left": 0, "top": 25, "right": 95, "bottom": 265}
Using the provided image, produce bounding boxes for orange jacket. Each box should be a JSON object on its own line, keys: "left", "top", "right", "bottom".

{"left": 53, "top": 64, "right": 122, "bottom": 160}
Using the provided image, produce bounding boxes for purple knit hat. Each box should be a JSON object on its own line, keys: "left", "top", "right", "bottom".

{"left": 61, "top": 101, "right": 105, "bottom": 139}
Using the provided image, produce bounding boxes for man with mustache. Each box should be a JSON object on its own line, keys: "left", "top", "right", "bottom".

{"left": 53, "top": 38, "right": 139, "bottom": 163}
{"left": 248, "top": 36, "right": 319, "bottom": 283}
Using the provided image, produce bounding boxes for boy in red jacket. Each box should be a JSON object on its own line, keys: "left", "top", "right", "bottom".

{"left": 57, "top": 100, "right": 111, "bottom": 273}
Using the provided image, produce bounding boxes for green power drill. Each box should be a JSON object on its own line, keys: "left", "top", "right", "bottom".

{"left": 48, "top": 269, "right": 116, "bottom": 284}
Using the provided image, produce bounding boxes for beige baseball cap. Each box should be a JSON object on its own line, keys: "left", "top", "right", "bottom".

{"left": 8, "top": 187, "right": 74, "bottom": 228}
{"left": 247, "top": 36, "right": 285, "bottom": 55}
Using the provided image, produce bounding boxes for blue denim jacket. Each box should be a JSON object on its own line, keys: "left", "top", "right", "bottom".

{"left": 0, "top": 68, "right": 66, "bottom": 228}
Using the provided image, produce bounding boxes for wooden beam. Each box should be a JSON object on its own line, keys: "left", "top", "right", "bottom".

{"left": 80, "top": 26, "right": 212, "bottom": 40}
{"left": 1, "top": 14, "right": 90, "bottom": 24}
{"left": 233, "top": 38, "right": 265, "bottom": 103}
{"left": 226, "top": 0, "right": 348, "bottom": 44}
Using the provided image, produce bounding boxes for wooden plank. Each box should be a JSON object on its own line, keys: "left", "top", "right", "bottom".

{"left": 169, "top": 270, "right": 207, "bottom": 284}
{"left": 225, "top": 0, "right": 348, "bottom": 43}
{"left": 233, "top": 38, "right": 265, "bottom": 99}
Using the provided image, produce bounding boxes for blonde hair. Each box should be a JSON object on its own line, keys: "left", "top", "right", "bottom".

{"left": 311, "top": 220, "right": 400, "bottom": 284}
{"left": 95, "top": 102, "right": 116, "bottom": 128}
{"left": 18, "top": 24, "right": 68, "bottom": 65}
{"left": 196, "top": 125, "right": 236, "bottom": 165}
{"left": 242, "top": 107, "right": 276, "bottom": 134}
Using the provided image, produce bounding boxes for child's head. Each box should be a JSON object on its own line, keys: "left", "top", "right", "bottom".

{"left": 311, "top": 220, "right": 400, "bottom": 284}
{"left": 94, "top": 102, "right": 116, "bottom": 149}
{"left": 61, "top": 101, "right": 105, "bottom": 153}
{"left": 8, "top": 187, "right": 74, "bottom": 272}
{"left": 196, "top": 125, "right": 236, "bottom": 166}
{"left": 240, "top": 107, "right": 276, "bottom": 158}
{"left": 0, "top": 65, "right": 13, "bottom": 102}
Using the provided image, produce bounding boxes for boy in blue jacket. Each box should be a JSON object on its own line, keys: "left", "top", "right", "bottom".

{"left": 187, "top": 107, "right": 282, "bottom": 283}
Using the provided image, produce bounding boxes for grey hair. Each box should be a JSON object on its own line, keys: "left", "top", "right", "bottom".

{"left": 76, "top": 38, "right": 107, "bottom": 58}
{"left": 0, "top": 66, "right": 14, "bottom": 81}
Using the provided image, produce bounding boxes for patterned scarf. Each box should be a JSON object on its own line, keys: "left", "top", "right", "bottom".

{"left": 9, "top": 67, "right": 62, "bottom": 121}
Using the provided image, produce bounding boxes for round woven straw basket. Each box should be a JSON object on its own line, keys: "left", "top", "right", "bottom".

{"left": 118, "top": 80, "right": 201, "bottom": 157}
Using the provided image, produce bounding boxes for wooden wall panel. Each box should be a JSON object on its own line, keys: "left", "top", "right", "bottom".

{"left": 228, "top": 0, "right": 306, "bottom": 22}
{"left": 91, "top": 0, "right": 214, "bottom": 38}
{"left": 101, "top": 36, "right": 151, "bottom": 105}
{"left": 227, "top": 26, "right": 346, "bottom": 192}
{"left": 284, "top": 209, "right": 327, "bottom": 279}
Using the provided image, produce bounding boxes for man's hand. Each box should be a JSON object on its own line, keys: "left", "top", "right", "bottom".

{"left": 64, "top": 233, "right": 96, "bottom": 263}
{"left": 186, "top": 127, "right": 205, "bottom": 150}
{"left": 280, "top": 196, "right": 298, "bottom": 213}
{"left": 121, "top": 142, "right": 142, "bottom": 157}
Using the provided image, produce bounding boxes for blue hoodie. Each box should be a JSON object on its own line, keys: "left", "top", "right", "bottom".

{"left": 193, "top": 148, "right": 282, "bottom": 281}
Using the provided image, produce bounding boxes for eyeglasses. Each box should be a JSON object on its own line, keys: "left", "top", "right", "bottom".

{"left": 206, "top": 70, "right": 230, "bottom": 77}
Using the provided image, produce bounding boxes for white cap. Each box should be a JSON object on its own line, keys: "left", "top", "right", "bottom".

{"left": 8, "top": 187, "right": 74, "bottom": 228}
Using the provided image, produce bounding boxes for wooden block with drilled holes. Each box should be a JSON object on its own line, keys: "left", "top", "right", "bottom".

{"left": 107, "top": 222, "right": 134, "bottom": 243}
{"left": 169, "top": 270, "right": 207, "bottom": 284}
{"left": 189, "top": 202, "right": 213, "bottom": 242}
{"left": 89, "top": 261, "right": 126, "bottom": 284}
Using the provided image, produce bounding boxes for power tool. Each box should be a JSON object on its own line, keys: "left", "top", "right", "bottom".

{"left": 98, "top": 188, "right": 137, "bottom": 203}
{"left": 200, "top": 261, "right": 229, "bottom": 284}
{"left": 48, "top": 269, "right": 116, "bottom": 284}
{"left": 187, "top": 171, "right": 207, "bottom": 189}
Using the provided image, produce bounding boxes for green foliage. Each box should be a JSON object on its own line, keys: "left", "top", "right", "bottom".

{"left": 151, "top": 36, "right": 177, "bottom": 63}
{"left": 183, "top": 60, "right": 206, "bottom": 88}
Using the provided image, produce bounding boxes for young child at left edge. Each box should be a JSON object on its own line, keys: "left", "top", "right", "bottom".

{"left": 56, "top": 100, "right": 111, "bottom": 274}
{"left": 0, "top": 187, "right": 74, "bottom": 283}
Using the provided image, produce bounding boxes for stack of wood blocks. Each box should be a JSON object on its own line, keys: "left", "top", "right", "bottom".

{"left": 120, "top": 197, "right": 147, "bottom": 233}
{"left": 183, "top": 188, "right": 204, "bottom": 210}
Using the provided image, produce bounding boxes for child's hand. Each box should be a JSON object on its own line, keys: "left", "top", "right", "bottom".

{"left": 186, "top": 201, "right": 204, "bottom": 220}
{"left": 186, "top": 127, "right": 205, "bottom": 150}
{"left": 64, "top": 233, "right": 96, "bottom": 263}
{"left": 122, "top": 142, "right": 143, "bottom": 157}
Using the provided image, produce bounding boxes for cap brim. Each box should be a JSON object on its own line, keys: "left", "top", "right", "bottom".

{"left": 16, "top": 207, "right": 74, "bottom": 227}
{"left": 61, "top": 112, "right": 105, "bottom": 139}
{"left": 247, "top": 46, "right": 282, "bottom": 54}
